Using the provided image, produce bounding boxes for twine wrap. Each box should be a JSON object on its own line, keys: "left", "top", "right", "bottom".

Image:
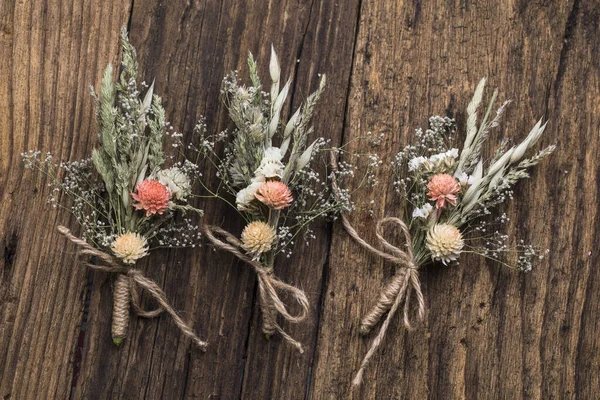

{"left": 330, "top": 152, "right": 426, "bottom": 387}
{"left": 202, "top": 224, "right": 309, "bottom": 353}
{"left": 57, "top": 226, "right": 208, "bottom": 351}
{"left": 112, "top": 274, "right": 130, "bottom": 344}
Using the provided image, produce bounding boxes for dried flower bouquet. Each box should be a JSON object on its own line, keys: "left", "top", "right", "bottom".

{"left": 23, "top": 28, "right": 206, "bottom": 349}
{"left": 333, "top": 78, "right": 555, "bottom": 386}
{"left": 191, "top": 48, "right": 369, "bottom": 352}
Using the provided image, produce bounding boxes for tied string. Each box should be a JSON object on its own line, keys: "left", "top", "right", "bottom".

{"left": 344, "top": 217, "right": 425, "bottom": 387}
{"left": 329, "top": 152, "right": 425, "bottom": 387}
{"left": 202, "top": 225, "right": 309, "bottom": 353}
{"left": 57, "top": 225, "right": 208, "bottom": 351}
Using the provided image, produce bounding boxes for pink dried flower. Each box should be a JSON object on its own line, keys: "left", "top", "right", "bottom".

{"left": 255, "top": 180, "right": 293, "bottom": 210}
{"left": 427, "top": 173, "right": 461, "bottom": 209}
{"left": 131, "top": 179, "right": 171, "bottom": 216}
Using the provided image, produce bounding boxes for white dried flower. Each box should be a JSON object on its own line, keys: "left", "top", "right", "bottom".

{"left": 457, "top": 172, "right": 477, "bottom": 187}
{"left": 236, "top": 180, "right": 264, "bottom": 210}
{"left": 257, "top": 163, "right": 284, "bottom": 178}
{"left": 408, "top": 156, "right": 428, "bottom": 171}
{"left": 263, "top": 146, "right": 284, "bottom": 162}
{"left": 446, "top": 148, "right": 459, "bottom": 159}
{"left": 426, "top": 224, "right": 464, "bottom": 265}
{"left": 412, "top": 203, "right": 433, "bottom": 219}
{"left": 241, "top": 221, "right": 276, "bottom": 258}
{"left": 255, "top": 146, "right": 285, "bottom": 179}
{"left": 430, "top": 148, "right": 459, "bottom": 163}
{"left": 156, "top": 167, "right": 191, "bottom": 201}
{"left": 111, "top": 232, "right": 149, "bottom": 264}
{"left": 428, "top": 148, "right": 459, "bottom": 171}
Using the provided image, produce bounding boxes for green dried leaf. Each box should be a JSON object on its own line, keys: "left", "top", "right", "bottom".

{"left": 147, "top": 95, "right": 165, "bottom": 170}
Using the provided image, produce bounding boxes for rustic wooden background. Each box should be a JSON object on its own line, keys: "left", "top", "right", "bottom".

{"left": 1, "top": 0, "right": 599, "bottom": 398}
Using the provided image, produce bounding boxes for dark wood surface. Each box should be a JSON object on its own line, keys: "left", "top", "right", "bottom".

{"left": 1, "top": 0, "right": 599, "bottom": 399}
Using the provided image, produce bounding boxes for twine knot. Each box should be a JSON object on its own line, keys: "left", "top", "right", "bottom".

{"left": 202, "top": 225, "right": 309, "bottom": 353}
{"left": 354, "top": 217, "right": 425, "bottom": 336}
{"left": 57, "top": 225, "right": 208, "bottom": 351}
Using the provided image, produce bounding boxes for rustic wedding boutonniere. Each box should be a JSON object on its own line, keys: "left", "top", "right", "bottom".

{"left": 183, "top": 47, "right": 374, "bottom": 352}
{"left": 332, "top": 78, "right": 555, "bottom": 386}
{"left": 23, "top": 28, "right": 207, "bottom": 349}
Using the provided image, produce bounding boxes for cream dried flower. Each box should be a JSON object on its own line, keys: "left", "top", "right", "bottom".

{"left": 236, "top": 181, "right": 265, "bottom": 210}
{"left": 111, "top": 232, "right": 149, "bottom": 264}
{"left": 255, "top": 147, "right": 285, "bottom": 179}
{"left": 241, "top": 221, "right": 276, "bottom": 258}
{"left": 156, "top": 167, "right": 191, "bottom": 201}
{"left": 426, "top": 224, "right": 464, "bottom": 265}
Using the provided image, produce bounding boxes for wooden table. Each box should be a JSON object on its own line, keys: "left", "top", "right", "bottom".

{"left": 1, "top": 0, "right": 598, "bottom": 398}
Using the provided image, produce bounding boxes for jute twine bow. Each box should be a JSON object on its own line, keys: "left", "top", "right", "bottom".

{"left": 57, "top": 226, "right": 208, "bottom": 350}
{"left": 202, "top": 225, "right": 309, "bottom": 353}
{"left": 341, "top": 216, "right": 425, "bottom": 386}
{"left": 329, "top": 153, "right": 425, "bottom": 387}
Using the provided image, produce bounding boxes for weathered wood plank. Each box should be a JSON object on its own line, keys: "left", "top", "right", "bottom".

{"left": 238, "top": 0, "right": 362, "bottom": 398}
{"left": 309, "top": 0, "right": 599, "bottom": 398}
{"left": 0, "top": 1, "right": 132, "bottom": 399}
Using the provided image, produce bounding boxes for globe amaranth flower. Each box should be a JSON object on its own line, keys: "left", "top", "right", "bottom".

{"left": 427, "top": 173, "right": 461, "bottom": 209}
{"left": 132, "top": 179, "right": 171, "bottom": 216}
{"left": 426, "top": 224, "right": 464, "bottom": 265}
{"left": 255, "top": 181, "right": 293, "bottom": 210}
{"left": 156, "top": 167, "right": 191, "bottom": 201}
{"left": 241, "top": 221, "right": 276, "bottom": 259}
{"left": 111, "top": 232, "right": 149, "bottom": 264}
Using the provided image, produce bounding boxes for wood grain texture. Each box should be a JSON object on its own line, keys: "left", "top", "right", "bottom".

{"left": 0, "top": 1, "right": 132, "bottom": 399}
{"left": 1, "top": 0, "right": 599, "bottom": 399}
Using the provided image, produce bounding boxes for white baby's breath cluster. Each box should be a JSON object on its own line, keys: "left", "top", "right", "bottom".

{"left": 391, "top": 78, "right": 554, "bottom": 271}
{"left": 22, "top": 28, "right": 204, "bottom": 264}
